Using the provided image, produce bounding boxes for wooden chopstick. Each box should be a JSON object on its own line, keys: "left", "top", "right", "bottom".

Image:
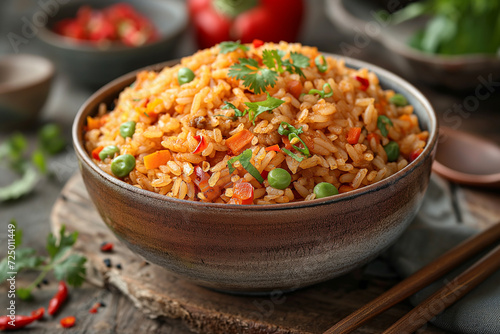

{"left": 324, "top": 222, "right": 500, "bottom": 334}
{"left": 383, "top": 243, "right": 500, "bottom": 334}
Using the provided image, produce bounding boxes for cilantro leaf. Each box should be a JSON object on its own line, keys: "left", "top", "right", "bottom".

{"left": 244, "top": 92, "right": 284, "bottom": 124}
{"left": 283, "top": 52, "right": 310, "bottom": 77}
{"left": 219, "top": 41, "right": 249, "bottom": 54}
{"left": 262, "top": 49, "right": 283, "bottom": 73}
{"left": 54, "top": 254, "right": 86, "bottom": 287}
{"left": 228, "top": 58, "right": 278, "bottom": 95}
{"left": 222, "top": 101, "right": 247, "bottom": 119}
{"left": 227, "top": 149, "right": 264, "bottom": 183}
{"left": 47, "top": 225, "right": 78, "bottom": 261}
{"left": 14, "top": 248, "right": 44, "bottom": 272}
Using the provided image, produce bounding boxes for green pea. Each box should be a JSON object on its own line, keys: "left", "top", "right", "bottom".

{"left": 120, "top": 121, "right": 136, "bottom": 138}
{"left": 384, "top": 141, "right": 400, "bottom": 162}
{"left": 389, "top": 93, "right": 408, "bottom": 107}
{"left": 111, "top": 154, "right": 136, "bottom": 178}
{"left": 314, "top": 182, "right": 338, "bottom": 199}
{"left": 177, "top": 67, "right": 195, "bottom": 85}
{"left": 99, "top": 145, "right": 119, "bottom": 160}
{"left": 268, "top": 168, "right": 291, "bottom": 190}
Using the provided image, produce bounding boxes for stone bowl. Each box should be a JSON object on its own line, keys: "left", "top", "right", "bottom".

{"left": 72, "top": 55, "right": 438, "bottom": 293}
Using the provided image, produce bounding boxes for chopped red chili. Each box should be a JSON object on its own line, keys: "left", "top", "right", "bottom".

{"left": 252, "top": 39, "right": 264, "bottom": 48}
{"left": 192, "top": 135, "right": 208, "bottom": 154}
{"left": 60, "top": 316, "right": 76, "bottom": 328}
{"left": 92, "top": 146, "right": 104, "bottom": 160}
{"left": 409, "top": 148, "right": 424, "bottom": 162}
{"left": 100, "top": 242, "right": 114, "bottom": 252}
{"left": 355, "top": 76, "right": 369, "bottom": 91}
{"left": 48, "top": 281, "right": 68, "bottom": 316}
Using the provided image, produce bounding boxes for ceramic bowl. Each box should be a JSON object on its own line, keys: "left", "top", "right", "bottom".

{"left": 326, "top": 0, "right": 500, "bottom": 90}
{"left": 38, "top": 0, "right": 187, "bottom": 88}
{"left": 0, "top": 54, "right": 54, "bottom": 130}
{"left": 72, "top": 55, "right": 438, "bottom": 293}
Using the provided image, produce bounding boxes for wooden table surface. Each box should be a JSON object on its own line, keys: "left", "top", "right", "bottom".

{"left": 1, "top": 1, "right": 499, "bottom": 333}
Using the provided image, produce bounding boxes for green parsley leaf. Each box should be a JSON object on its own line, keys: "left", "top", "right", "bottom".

{"left": 283, "top": 52, "right": 310, "bottom": 77}
{"left": 54, "top": 254, "right": 87, "bottom": 287}
{"left": 47, "top": 225, "right": 78, "bottom": 262}
{"left": 228, "top": 58, "right": 279, "bottom": 95}
{"left": 244, "top": 92, "right": 284, "bottom": 124}
{"left": 262, "top": 49, "right": 284, "bottom": 73}
{"left": 227, "top": 149, "right": 264, "bottom": 183}
{"left": 219, "top": 40, "right": 249, "bottom": 54}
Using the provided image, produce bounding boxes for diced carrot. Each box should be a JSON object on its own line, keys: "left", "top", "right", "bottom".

{"left": 265, "top": 144, "right": 280, "bottom": 152}
{"left": 143, "top": 150, "right": 171, "bottom": 169}
{"left": 86, "top": 116, "right": 101, "bottom": 131}
{"left": 226, "top": 129, "right": 254, "bottom": 155}
{"left": 367, "top": 133, "right": 380, "bottom": 146}
{"left": 409, "top": 148, "right": 424, "bottom": 162}
{"left": 339, "top": 185, "right": 354, "bottom": 193}
{"left": 347, "top": 127, "right": 362, "bottom": 145}
{"left": 286, "top": 80, "right": 303, "bottom": 99}
{"left": 399, "top": 114, "right": 412, "bottom": 122}
{"left": 146, "top": 98, "right": 163, "bottom": 116}
{"left": 192, "top": 135, "right": 208, "bottom": 154}
{"left": 233, "top": 181, "right": 254, "bottom": 205}
{"left": 92, "top": 146, "right": 104, "bottom": 160}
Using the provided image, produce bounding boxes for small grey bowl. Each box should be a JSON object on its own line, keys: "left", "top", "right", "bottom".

{"left": 38, "top": 0, "right": 188, "bottom": 88}
{"left": 0, "top": 54, "right": 54, "bottom": 130}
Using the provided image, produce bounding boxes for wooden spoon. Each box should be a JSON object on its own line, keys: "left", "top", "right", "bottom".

{"left": 432, "top": 127, "right": 500, "bottom": 188}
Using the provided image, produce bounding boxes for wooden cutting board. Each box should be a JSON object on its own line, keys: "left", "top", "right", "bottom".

{"left": 51, "top": 173, "right": 449, "bottom": 334}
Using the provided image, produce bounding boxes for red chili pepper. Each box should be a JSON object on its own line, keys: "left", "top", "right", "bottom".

{"left": 89, "top": 302, "right": 101, "bottom": 314}
{"left": 100, "top": 242, "right": 114, "bottom": 252}
{"left": 92, "top": 146, "right": 104, "bottom": 160}
{"left": 30, "top": 307, "right": 45, "bottom": 321}
{"left": 346, "top": 127, "right": 362, "bottom": 145}
{"left": 192, "top": 135, "right": 208, "bottom": 154}
{"left": 48, "top": 281, "right": 68, "bottom": 316}
{"left": 355, "top": 76, "right": 369, "bottom": 91}
{"left": 0, "top": 314, "right": 38, "bottom": 330}
{"left": 60, "top": 316, "right": 76, "bottom": 328}
{"left": 188, "top": 0, "right": 304, "bottom": 49}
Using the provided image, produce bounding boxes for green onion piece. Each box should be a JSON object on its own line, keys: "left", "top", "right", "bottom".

{"left": 227, "top": 149, "right": 264, "bottom": 183}
{"left": 289, "top": 133, "right": 310, "bottom": 157}
{"left": 384, "top": 141, "right": 400, "bottom": 162}
{"left": 278, "top": 121, "right": 304, "bottom": 136}
{"left": 377, "top": 115, "right": 393, "bottom": 137}
{"left": 307, "top": 83, "right": 333, "bottom": 98}
{"left": 282, "top": 148, "right": 304, "bottom": 162}
{"left": 315, "top": 55, "right": 328, "bottom": 72}
{"left": 389, "top": 93, "right": 408, "bottom": 107}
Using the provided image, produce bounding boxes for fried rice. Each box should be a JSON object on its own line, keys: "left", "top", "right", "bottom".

{"left": 84, "top": 42, "right": 428, "bottom": 205}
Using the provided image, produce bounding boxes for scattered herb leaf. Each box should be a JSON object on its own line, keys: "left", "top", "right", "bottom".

{"left": 227, "top": 149, "right": 264, "bottom": 183}
{"left": 228, "top": 57, "right": 279, "bottom": 95}
{"left": 244, "top": 92, "right": 284, "bottom": 124}
{"left": 219, "top": 40, "right": 249, "bottom": 54}
{"left": 307, "top": 83, "right": 333, "bottom": 98}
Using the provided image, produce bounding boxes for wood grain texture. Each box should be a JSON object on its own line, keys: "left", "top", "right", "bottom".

{"left": 50, "top": 174, "right": 449, "bottom": 334}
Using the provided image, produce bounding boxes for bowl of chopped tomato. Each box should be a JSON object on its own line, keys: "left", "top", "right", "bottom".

{"left": 38, "top": 0, "right": 188, "bottom": 88}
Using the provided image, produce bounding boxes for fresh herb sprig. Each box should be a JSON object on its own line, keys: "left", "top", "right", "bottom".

{"left": 228, "top": 48, "right": 310, "bottom": 94}
{"left": 278, "top": 122, "right": 310, "bottom": 161}
{"left": 0, "top": 124, "right": 66, "bottom": 201}
{"left": 0, "top": 221, "right": 86, "bottom": 299}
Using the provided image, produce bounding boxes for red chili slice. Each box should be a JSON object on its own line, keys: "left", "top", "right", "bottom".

{"left": 355, "top": 76, "right": 369, "bottom": 91}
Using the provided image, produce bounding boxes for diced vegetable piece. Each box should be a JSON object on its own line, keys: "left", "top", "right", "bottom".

{"left": 384, "top": 141, "right": 400, "bottom": 162}
{"left": 252, "top": 39, "right": 264, "bottom": 48}
{"left": 355, "top": 76, "right": 369, "bottom": 90}
{"left": 377, "top": 115, "right": 393, "bottom": 137}
{"left": 347, "top": 127, "right": 362, "bottom": 145}
{"left": 178, "top": 67, "right": 195, "bottom": 85}
{"left": 86, "top": 116, "right": 101, "bottom": 130}
{"left": 367, "top": 133, "right": 380, "bottom": 145}
{"left": 265, "top": 144, "right": 280, "bottom": 152}
{"left": 143, "top": 150, "right": 171, "bottom": 169}
{"left": 409, "top": 148, "right": 424, "bottom": 162}
{"left": 111, "top": 154, "right": 136, "bottom": 178}
{"left": 389, "top": 93, "right": 408, "bottom": 106}
{"left": 99, "top": 145, "right": 119, "bottom": 161}
{"left": 268, "top": 168, "right": 291, "bottom": 190}
{"left": 225, "top": 129, "right": 254, "bottom": 155}
{"left": 119, "top": 121, "right": 136, "bottom": 138}
{"left": 314, "top": 182, "right": 338, "bottom": 198}
{"left": 92, "top": 146, "right": 104, "bottom": 160}
{"left": 315, "top": 55, "right": 328, "bottom": 72}
{"left": 286, "top": 80, "right": 303, "bottom": 99}
{"left": 192, "top": 135, "right": 208, "bottom": 154}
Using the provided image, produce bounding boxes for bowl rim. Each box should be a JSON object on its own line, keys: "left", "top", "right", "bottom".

{"left": 37, "top": 0, "right": 188, "bottom": 53}
{"left": 0, "top": 54, "right": 55, "bottom": 94}
{"left": 72, "top": 52, "right": 438, "bottom": 211}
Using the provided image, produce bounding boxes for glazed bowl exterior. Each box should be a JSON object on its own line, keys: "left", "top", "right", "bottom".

{"left": 37, "top": 0, "right": 187, "bottom": 88}
{"left": 73, "top": 55, "right": 438, "bottom": 293}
